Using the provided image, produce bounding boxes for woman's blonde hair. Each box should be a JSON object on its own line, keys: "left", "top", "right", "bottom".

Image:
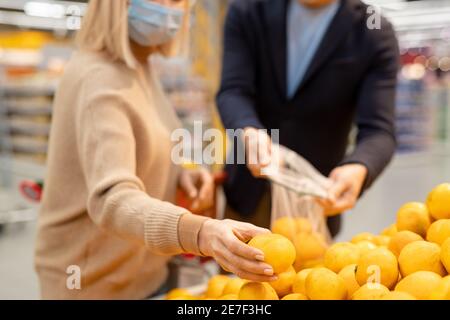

{"left": 76, "top": 0, "right": 190, "bottom": 69}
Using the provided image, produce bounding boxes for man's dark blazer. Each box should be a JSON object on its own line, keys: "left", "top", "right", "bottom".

{"left": 217, "top": 0, "right": 399, "bottom": 218}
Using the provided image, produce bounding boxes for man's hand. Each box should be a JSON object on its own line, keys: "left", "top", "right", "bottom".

{"left": 321, "top": 164, "right": 368, "bottom": 216}
{"left": 243, "top": 127, "right": 273, "bottom": 177}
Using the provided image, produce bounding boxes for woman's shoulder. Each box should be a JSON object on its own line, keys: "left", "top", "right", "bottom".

{"left": 54, "top": 50, "right": 141, "bottom": 117}
{"left": 65, "top": 50, "right": 137, "bottom": 91}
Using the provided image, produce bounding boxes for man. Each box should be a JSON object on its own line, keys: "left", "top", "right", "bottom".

{"left": 217, "top": 0, "right": 399, "bottom": 236}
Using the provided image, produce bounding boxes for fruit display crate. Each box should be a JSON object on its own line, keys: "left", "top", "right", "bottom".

{"left": 154, "top": 181, "right": 450, "bottom": 301}
{"left": 151, "top": 283, "right": 207, "bottom": 300}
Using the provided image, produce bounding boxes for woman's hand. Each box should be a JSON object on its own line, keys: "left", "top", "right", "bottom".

{"left": 198, "top": 219, "right": 278, "bottom": 282}
{"left": 320, "top": 164, "right": 368, "bottom": 216}
{"left": 179, "top": 167, "right": 214, "bottom": 214}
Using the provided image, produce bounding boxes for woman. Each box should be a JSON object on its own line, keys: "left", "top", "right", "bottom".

{"left": 35, "top": 0, "right": 276, "bottom": 300}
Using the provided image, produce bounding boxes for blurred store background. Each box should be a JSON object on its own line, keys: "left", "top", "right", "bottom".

{"left": 1, "top": 0, "right": 450, "bottom": 299}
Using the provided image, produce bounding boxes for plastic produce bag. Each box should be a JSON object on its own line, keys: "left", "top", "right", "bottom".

{"left": 268, "top": 145, "right": 332, "bottom": 271}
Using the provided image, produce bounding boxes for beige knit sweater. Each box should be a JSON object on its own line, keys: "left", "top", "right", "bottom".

{"left": 35, "top": 50, "right": 208, "bottom": 300}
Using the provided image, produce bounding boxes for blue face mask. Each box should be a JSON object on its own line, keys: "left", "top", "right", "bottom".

{"left": 128, "top": 0, "right": 185, "bottom": 47}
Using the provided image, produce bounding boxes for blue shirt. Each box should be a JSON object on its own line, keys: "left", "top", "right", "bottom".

{"left": 287, "top": 0, "right": 339, "bottom": 98}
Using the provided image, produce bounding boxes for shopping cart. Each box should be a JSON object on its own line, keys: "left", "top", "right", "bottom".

{"left": 0, "top": 179, "right": 42, "bottom": 225}
{"left": 0, "top": 179, "right": 41, "bottom": 226}
{"left": 19, "top": 179, "right": 43, "bottom": 203}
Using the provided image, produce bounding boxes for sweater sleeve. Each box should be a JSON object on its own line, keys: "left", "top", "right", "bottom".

{"left": 76, "top": 88, "right": 207, "bottom": 256}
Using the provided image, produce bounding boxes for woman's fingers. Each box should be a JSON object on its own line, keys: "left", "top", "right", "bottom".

{"left": 199, "top": 219, "right": 281, "bottom": 283}
{"left": 180, "top": 168, "right": 215, "bottom": 213}
{"left": 198, "top": 169, "right": 214, "bottom": 207}
{"left": 226, "top": 267, "right": 277, "bottom": 282}
{"left": 215, "top": 251, "right": 277, "bottom": 282}
{"left": 224, "top": 230, "right": 266, "bottom": 261}
{"left": 180, "top": 172, "right": 198, "bottom": 198}
{"left": 230, "top": 222, "right": 271, "bottom": 243}
{"left": 217, "top": 242, "right": 273, "bottom": 276}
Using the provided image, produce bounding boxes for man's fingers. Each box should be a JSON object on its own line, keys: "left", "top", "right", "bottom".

{"left": 257, "top": 134, "right": 271, "bottom": 167}
{"left": 329, "top": 167, "right": 342, "bottom": 181}
{"left": 330, "top": 202, "right": 351, "bottom": 214}
{"left": 245, "top": 131, "right": 259, "bottom": 166}
{"left": 317, "top": 196, "right": 332, "bottom": 208}
{"left": 328, "top": 180, "right": 349, "bottom": 202}
{"left": 322, "top": 181, "right": 356, "bottom": 215}
{"left": 244, "top": 128, "right": 272, "bottom": 177}
{"left": 247, "top": 164, "right": 262, "bottom": 178}
{"left": 331, "top": 191, "right": 357, "bottom": 213}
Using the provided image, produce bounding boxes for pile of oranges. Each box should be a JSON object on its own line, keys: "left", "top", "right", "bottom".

{"left": 166, "top": 183, "right": 450, "bottom": 300}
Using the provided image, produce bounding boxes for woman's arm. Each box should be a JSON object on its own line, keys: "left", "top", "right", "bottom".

{"left": 75, "top": 72, "right": 277, "bottom": 281}
{"left": 76, "top": 89, "right": 204, "bottom": 255}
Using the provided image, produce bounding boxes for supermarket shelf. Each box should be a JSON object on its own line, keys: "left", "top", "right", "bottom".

{"left": 0, "top": 0, "right": 87, "bottom": 12}
{"left": 151, "top": 283, "right": 207, "bottom": 300}
{"left": 0, "top": 120, "right": 50, "bottom": 136}
{"left": 4, "top": 105, "right": 52, "bottom": 117}
{"left": 1, "top": 85, "right": 55, "bottom": 97}
{"left": 0, "top": 0, "right": 87, "bottom": 31}
{"left": 0, "top": 11, "right": 68, "bottom": 31}
{"left": 0, "top": 155, "right": 46, "bottom": 180}
{"left": 393, "top": 142, "right": 450, "bottom": 166}
{"left": 0, "top": 207, "right": 36, "bottom": 224}
{"left": 363, "top": 0, "right": 450, "bottom": 47}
